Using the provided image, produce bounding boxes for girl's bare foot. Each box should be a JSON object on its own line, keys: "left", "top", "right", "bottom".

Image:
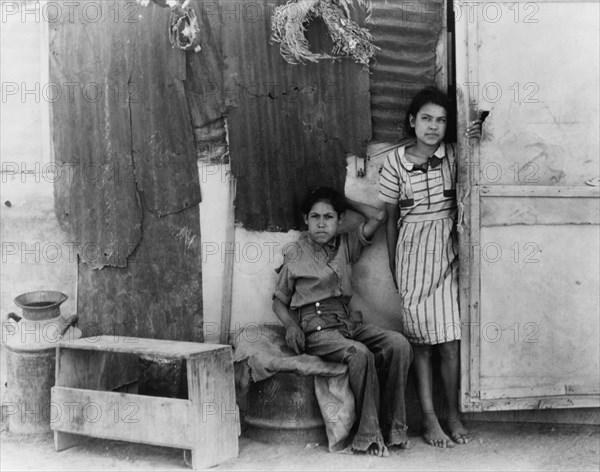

{"left": 422, "top": 413, "right": 454, "bottom": 448}
{"left": 447, "top": 418, "right": 472, "bottom": 444}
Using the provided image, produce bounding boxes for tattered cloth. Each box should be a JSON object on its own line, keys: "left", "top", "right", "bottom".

{"left": 168, "top": 4, "right": 202, "bottom": 53}
{"left": 233, "top": 323, "right": 355, "bottom": 452}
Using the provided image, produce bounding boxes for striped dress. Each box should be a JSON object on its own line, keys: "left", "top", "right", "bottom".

{"left": 378, "top": 142, "right": 461, "bottom": 345}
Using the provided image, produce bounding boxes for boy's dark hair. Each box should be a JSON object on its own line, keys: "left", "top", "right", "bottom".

{"left": 404, "top": 87, "right": 456, "bottom": 139}
{"left": 301, "top": 187, "right": 347, "bottom": 216}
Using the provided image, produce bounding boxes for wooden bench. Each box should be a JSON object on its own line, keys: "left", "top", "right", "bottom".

{"left": 51, "top": 336, "right": 239, "bottom": 469}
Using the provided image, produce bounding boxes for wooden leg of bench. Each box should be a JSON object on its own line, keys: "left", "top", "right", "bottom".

{"left": 54, "top": 431, "right": 82, "bottom": 452}
{"left": 187, "top": 352, "right": 239, "bottom": 469}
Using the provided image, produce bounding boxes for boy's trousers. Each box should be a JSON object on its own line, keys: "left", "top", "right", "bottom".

{"left": 298, "top": 298, "right": 413, "bottom": 451}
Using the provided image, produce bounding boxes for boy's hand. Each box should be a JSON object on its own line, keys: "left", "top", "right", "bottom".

{"left": 285, "top": 324, "right": 305, "bottom": 354}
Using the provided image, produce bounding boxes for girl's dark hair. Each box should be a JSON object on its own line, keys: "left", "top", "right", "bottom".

{"left": 300, "top": 187, "right": 347, "bottom": 216}
{"left": 404, "top": 87, "right": 456, "bottom": 139}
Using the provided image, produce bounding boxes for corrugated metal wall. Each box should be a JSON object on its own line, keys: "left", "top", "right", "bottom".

{"left": 50, "top": 1, "right": 203, "bottom": 340}
{"left": 49, "top": 0, "right": 446, "bottom": 337}
{"left": 212, "top": 0, "right": 445, "bottom": 230}
{"left": 221, "top": 1, "right": 372, "bottom": 231}
{"left": 184, "top": 0, "right": 228, "bottom": 162}
{"left": 369, "top": 0, "right": 445, "bottom": 143}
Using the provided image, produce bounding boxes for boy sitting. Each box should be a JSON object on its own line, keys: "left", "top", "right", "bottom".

{"left": 272, "top": 187, "right": 413, "bottom": 456}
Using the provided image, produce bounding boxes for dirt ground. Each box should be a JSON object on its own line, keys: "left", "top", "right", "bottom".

{"left": 1, "top": 420, "right": 598, "bottom": 472}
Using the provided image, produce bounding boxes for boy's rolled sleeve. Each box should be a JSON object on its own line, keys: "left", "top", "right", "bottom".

{"left": 272, "top": 263, "right": 293, "bottom": 306}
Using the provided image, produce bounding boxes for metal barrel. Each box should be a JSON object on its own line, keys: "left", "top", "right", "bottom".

{"left": 244, "top": 372, "right": 327, "bottom": 444}
{"left": 4, "top": 343, "right": 56, "bottom": 435}
{"left": 3, "top": 317, "right": 81, "bottom": 435}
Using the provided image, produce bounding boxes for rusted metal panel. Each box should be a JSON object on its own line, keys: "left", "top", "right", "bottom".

{"left": 77, "top": 205, "right": 203, "bottom": 342}
{"left": 51, "top": 1, "right": 202, "bottom": 270}
{"left": 369, "top": 0, "right": 445, "bottom": 143}
{"left": 49, "top": 3, "right": 142, "bottom": 269}
{"left": 130, "top": 3, "right": 201, "bottom": 215}
{"left": 50, "top": 1, "right": 204, "bottom": 341}
{"left": 184, "top": 0, "right": 228, "bottom": 162}
{"left": 220, "top": 1, "right": 372, "bottom": 231}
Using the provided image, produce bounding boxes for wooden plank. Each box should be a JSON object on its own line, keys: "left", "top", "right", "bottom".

{"left": 55, "top": 349, "right": 108, "bottom": 390}
{"left": 481, "top": 196, "right": 600, "bottom": 226}
{"left": 54, "top": 431, "right": 83, "bottom": 452}
{"left": 566, "top": 385, "right": 600, "bottom": 395}
{"left": 462, "top": 395, "right": 600, "bottom": 413}
{"left": 481, "top": 384, "right": 600, "bottom": 400}
{"left": 220, "top": 175, "right": 236, "bottom": 345}
{"left": 481, "top": 185, "right": 600, "bottom": 198}
{"left": 51, "top": 387, "right": 194, "bottom": 449}
{"left": 480, "top": 386, "right": 568, "bottom": 400}
{"left": 478, "top": 225, "right": 600, "bottom": 402}
{"left": 188, "top": 347, "right": 238, "bottom": 469}
{"left": 455, "top": 6, "right": 475, "bottom": 405}
{"left": 469, "top": 185, "right": 481, "bottom": 400}
{"left": 59, "top": 336, "right": 230, "bottom": 359}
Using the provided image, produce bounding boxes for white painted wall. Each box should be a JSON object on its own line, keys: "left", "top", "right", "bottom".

{"left": 0, "top": 3, "right": 77, "bottom": 321}
{"left": 199, "top": 143, "right": 407, "bottom": 345}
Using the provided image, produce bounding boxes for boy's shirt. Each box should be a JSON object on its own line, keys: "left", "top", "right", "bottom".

{"left": 273, "top": 223, "right": 371, "bottom": 309}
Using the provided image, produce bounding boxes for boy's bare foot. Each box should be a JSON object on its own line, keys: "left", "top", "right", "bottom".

{"left": 388, "top": 440, "right": 411, "bottom": 450}
{"left": 422, "top": 414, "right": 455, "bottom": 448}
{"left": 342, "top": 441, "right": 389, "bottom": 457}
{"left": 447, "top": 418, "right": 472, "bottom": 444}
{"left": 367, "top": 442, "right": 389, "bottom": 457}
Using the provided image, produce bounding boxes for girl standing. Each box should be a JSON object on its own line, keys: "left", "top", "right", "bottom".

{"left": 378, "top": 87, "right": 481, "bottom": 448}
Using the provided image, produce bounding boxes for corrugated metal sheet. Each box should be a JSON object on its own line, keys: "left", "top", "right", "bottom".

{"left": 130, "top": 4, "right": 202, "bottom": 216}
{"left": 50, "top": 1, "right": 203, "bottom": 341}
{"left": 51, "top": 1, "right": 201, "bottom": 266}
{"left": 184, "top": 0, "right": 228, "bottom": 162}
{"left": 50, "top": 3, "right": 142, "bottom": 269}
{"left": 221, "top": 0, "right": 372, "bottom": 231}
{"left": 369, "top": 0, "right": 445, "bottom": 143}
{"left": 78, "top": 206, "right": 203, "bottom": 342}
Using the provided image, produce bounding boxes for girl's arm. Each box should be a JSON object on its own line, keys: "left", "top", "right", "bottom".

{"left": 346, "top": 198, "right": 387, "bottom": 241}
{"left": 272, "top": 298, "right": 305, "bottom": 354}
{"left": 385, "top": 203, "right": 399, "bottom": 290}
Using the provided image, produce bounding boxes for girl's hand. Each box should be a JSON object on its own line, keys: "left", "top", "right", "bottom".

{"left": 465, "top": 119, "right": 483, "bottom": 142}
{"left": 466, "top": 110, "right": 488, "bottom": 143}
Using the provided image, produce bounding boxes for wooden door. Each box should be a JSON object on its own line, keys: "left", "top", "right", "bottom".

{"left": 454, "top": 0, "right": 600, "bottom": 412}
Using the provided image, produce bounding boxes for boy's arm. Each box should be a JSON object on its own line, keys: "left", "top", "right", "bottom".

{"left": 346, "top": 198, "right": 387, "bottom": 241}
{"left": 272, "top": 298, "right": 305, "bottom": 354}
{"left": 385, "top": 203, "right": 399, "bottom": 290}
